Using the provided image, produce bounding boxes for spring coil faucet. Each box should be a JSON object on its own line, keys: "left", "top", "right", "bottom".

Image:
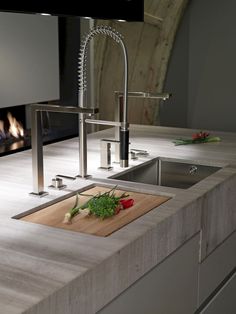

{"left": 78, "top": 25, "right": 129, "bottom": 176}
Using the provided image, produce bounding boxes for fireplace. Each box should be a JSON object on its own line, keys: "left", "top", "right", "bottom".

{"left": 0, "top": 104, "right": 78, "bottom": 156}
{"left": 0, "top": 16, "right": 81, "bottom": 157}
{"left": 0, "top": 105, "right": 28, "bottom": 156}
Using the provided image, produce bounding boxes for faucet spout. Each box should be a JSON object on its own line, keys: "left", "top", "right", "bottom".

{"left": 115, "top": 91, "right": 171, "bottom": 100}
{"left": 78, "top": 25, "right": 129, "bottom": 169}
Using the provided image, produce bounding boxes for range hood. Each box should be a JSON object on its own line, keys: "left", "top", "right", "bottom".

{"left": 0, "top": 0, "right": 144, "bottom": 21}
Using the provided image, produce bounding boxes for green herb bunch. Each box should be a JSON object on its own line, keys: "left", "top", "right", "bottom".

{"left": 63, "top": 186, "right": 129, "bottom": 223}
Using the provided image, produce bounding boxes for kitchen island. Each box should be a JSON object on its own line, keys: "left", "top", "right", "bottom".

{"left": 0, "top": 125, "right": 235, "bottom": 314}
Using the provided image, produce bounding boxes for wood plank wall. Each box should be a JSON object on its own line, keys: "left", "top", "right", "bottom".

{"left": 91, "top": 0, "right": 188, "bottom": 126}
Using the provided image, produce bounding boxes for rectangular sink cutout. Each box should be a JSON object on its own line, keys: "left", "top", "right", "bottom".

{"left": 110, "top": 157, "right": 221, "bottom": 189}
{"left": 18, "top": 185, "right": 170, "bottom": 237}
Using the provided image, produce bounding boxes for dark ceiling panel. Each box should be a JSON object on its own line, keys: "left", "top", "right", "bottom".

{"left": 0, "top": 0, "right": 144, "bottom": 21}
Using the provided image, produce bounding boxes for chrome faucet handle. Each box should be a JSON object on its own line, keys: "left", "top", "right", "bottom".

{"left": 130, "top": 151, "right": 138, "bottom": 160}
{"left": 48, "top": 177, "right": 67, "bottom": 190}
{"left": 99, "top": 139, "right": 120, "bottom": 170}
{"left": 56, "top": 174, "right": 77, "bottom": 181}
{"left": 85, "top": 119, "right": 122, "bottom": 127}
{"left": 99, "top": 139, "right": 113, "bottom": 170}
{"left": 130, "top": 148, "right": 149, "bottom": 159}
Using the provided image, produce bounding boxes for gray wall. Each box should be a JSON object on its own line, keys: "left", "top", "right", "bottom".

{"left": 0, "top": 12, "right": 59, "bottom": 108}
{"left": 163, "top": 0, "right": 236, "bottom": 132}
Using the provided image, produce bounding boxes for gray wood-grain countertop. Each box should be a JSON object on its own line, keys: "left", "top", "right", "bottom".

{"left": 0, "top": 125, "right": 236, "bottom": 314}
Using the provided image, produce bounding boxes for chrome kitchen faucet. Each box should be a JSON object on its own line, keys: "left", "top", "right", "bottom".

{"left": 30, "top": 104, "right": 98, "bottom": 197}
{"left": 79, "top": 25, "right": 129, "bottom": 170}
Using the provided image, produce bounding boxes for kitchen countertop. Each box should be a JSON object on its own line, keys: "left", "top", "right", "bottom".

{"left": 1, "top": 124, "right": 236, "bottom": 314}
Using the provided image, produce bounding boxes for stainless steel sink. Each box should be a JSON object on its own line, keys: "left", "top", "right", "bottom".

{"left": 109, "top": 157, "right": 221, "bottom": 189}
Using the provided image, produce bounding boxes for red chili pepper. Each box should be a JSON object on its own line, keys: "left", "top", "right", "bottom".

{"left": 119, "top": 198, "right": 134, "bottom": 209}
{"left": 192, "top": 131, "right": 209, "bottom": 140}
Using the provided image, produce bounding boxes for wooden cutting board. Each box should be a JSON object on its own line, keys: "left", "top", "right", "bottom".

{"left": 21, "top": 186, "right": 170, "bottom": 237}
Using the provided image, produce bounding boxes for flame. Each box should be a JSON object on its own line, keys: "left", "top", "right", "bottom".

{"left": 7, "top": 112, "right": 24, "bottom": 138}
{"left": 0, "top": 120, "right": 6, "bottom": 139}
{"left": 0, "top": 120, "right": 4, "bottom": 133}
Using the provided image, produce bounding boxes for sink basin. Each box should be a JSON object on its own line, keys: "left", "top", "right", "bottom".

{"left": 110, "top": 157, "right": 221, "bottom": 189}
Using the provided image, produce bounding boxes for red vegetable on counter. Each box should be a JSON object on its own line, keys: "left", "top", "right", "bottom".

{"left": 192, "top": 131, "right": 209, "bottom": 141}
{"left": 173, "top": 130, "right": 221, "bottom": 146}
{"left": 114, "top": 199, "right": 134, "bottom": 215}
{"left": 119, "top": 198, "right": 134, "bottom": 209}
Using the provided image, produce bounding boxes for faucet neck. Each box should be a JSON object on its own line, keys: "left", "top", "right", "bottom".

{"left": 78, "top": 25, "right": 128, "bottom": 117}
